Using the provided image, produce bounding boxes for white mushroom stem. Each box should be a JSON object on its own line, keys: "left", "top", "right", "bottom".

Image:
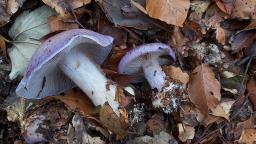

{"left": 142, "top": 56, "right": 166, "bottom": 92}
{"left": 58, "top": 48, "right": 120, "bottom": 115}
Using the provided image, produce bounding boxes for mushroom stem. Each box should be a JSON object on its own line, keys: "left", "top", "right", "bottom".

{"left": 142, "top": 56, "right": 166, "bottom": 92}
{"left": 58, "top": 48, "right": 119, "bottom": 113}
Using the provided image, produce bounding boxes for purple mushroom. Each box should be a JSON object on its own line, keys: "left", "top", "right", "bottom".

{"left": 118, "top": 43, "right": 176, "bottom": 92}
{"left": 16, "top": 29, "right": 121, "bottom": 114}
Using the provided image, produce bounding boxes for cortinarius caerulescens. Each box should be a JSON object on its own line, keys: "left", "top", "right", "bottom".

{"left": 118, "top": 43, "right": 176, "bottom": 91}
{"left": 118, "top": 43, "right": 185, "bottom": 113}
{"left": 16, "top": 29, "right": 123, "bottom": 114}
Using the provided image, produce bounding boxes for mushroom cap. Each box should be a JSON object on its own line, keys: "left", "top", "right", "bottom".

{"left": 16, "top": 29, "right": 114, "bottom": 99}
{"left": 118, "top": 43, "right": 176, "bottom": 75}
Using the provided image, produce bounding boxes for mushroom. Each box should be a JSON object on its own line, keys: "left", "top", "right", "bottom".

{"left": 118, "top": 43, "right": 176, "bottom": 92}
{"left": 16, "top": 29, "right": 121, "bottom": 114}
{"left": 118, "top": 43, "right": 184, "bottom": 113}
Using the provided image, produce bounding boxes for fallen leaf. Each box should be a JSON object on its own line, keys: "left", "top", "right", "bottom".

{"left": 246, "top": 79, "right": 256, "bottom": 110}
{"left": 0, "top": 0, "right": 26, "bottom": 26}
{"left": 96, "top": 0, "right": 154, "bottom": 30}
{"left": 42, "top": 0, "right": 91, "bottom": 18}
{"left": 238, "top": 129, "right": 256, "bottom": 144}
{"left": 188, "top": 64, "right": 221, "bottom": 117}
{"left": 178, "top": 123, "right": 195, "bottom": 142}
{"left": 211, "top": 99, "right": 235, "bottom": 120}
{"left": 230, "top": 30, "right": 256, "bottom": 53}
{"left": 146, "top": 0, "right": 190, "bottom": 27}
{"left": 223, "top": 0, "right": 256, "bottom": 20}
{"left": 100, "top": 104, "right": 127, "bottom": 139}
{"left": 230, "top": 20, "right": 256, "bottom": 53}
{"left": 48, "top": 15, "right": 79, "bottom": 32}
{"left": 163, "top": 65, "right": 189, "bottom": 84}
{"left": 51, "top": 89, "right": 95, "bottom": 116}
{"left": 8, "top": 6, "right": 54, "bottom": 79}
{"left": 0, "top": 35, "right": 6, "bottom": 56}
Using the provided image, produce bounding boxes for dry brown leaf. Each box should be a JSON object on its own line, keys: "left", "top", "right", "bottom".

{"left": 188, "top": 64, "right": 221, "bottom": 117}
{"left": 100, "top": 104, "right": 127, "bottom": 139}
{"left": 48, "top": 16, "right": 79, "bottom": 32}
{"left": 238, "top": 129, "right": 256, "bottom": 144}
{"left": 178, "top": 123, "right": 195, "bottom": 142}
{"left": 42, "top": 0, "right": 91, "bottom": 18}
{"left": 223, "top": 0, "right": 256, "bottom": 19}
{"left": 0, "top": 35, "right": 6, "bottom": 56}
{"left": 146, "top": 0, "right": 190, "bottom": 27}
{"left": 50, "top": 89, "right": 95, "bottom": 116}
{"left": 211, "top": 100, "right": 235, "bottom": 120}
{"left": 163, "top": 65, "right": 189, "bottom": 84}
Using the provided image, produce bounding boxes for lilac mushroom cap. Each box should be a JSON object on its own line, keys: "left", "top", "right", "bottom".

{"left": 16, "top": 29, "right": 114, "bottom": 100}
{"left": 118, "top": 43, "right": 176, "bottom": 91}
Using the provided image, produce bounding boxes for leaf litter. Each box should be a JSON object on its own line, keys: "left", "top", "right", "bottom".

{"left": 0, "top": 0, "right": 256, "bottom": 143}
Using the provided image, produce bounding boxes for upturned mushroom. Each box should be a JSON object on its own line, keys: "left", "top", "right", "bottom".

{"left": 16, "top": 29, "right": 122, "bottom": 115}
{"left": 118, "top": 43, "right": 184, "bottom": 113}
{"left": 118, "top": 43, "right": 176, "bottom": 91}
